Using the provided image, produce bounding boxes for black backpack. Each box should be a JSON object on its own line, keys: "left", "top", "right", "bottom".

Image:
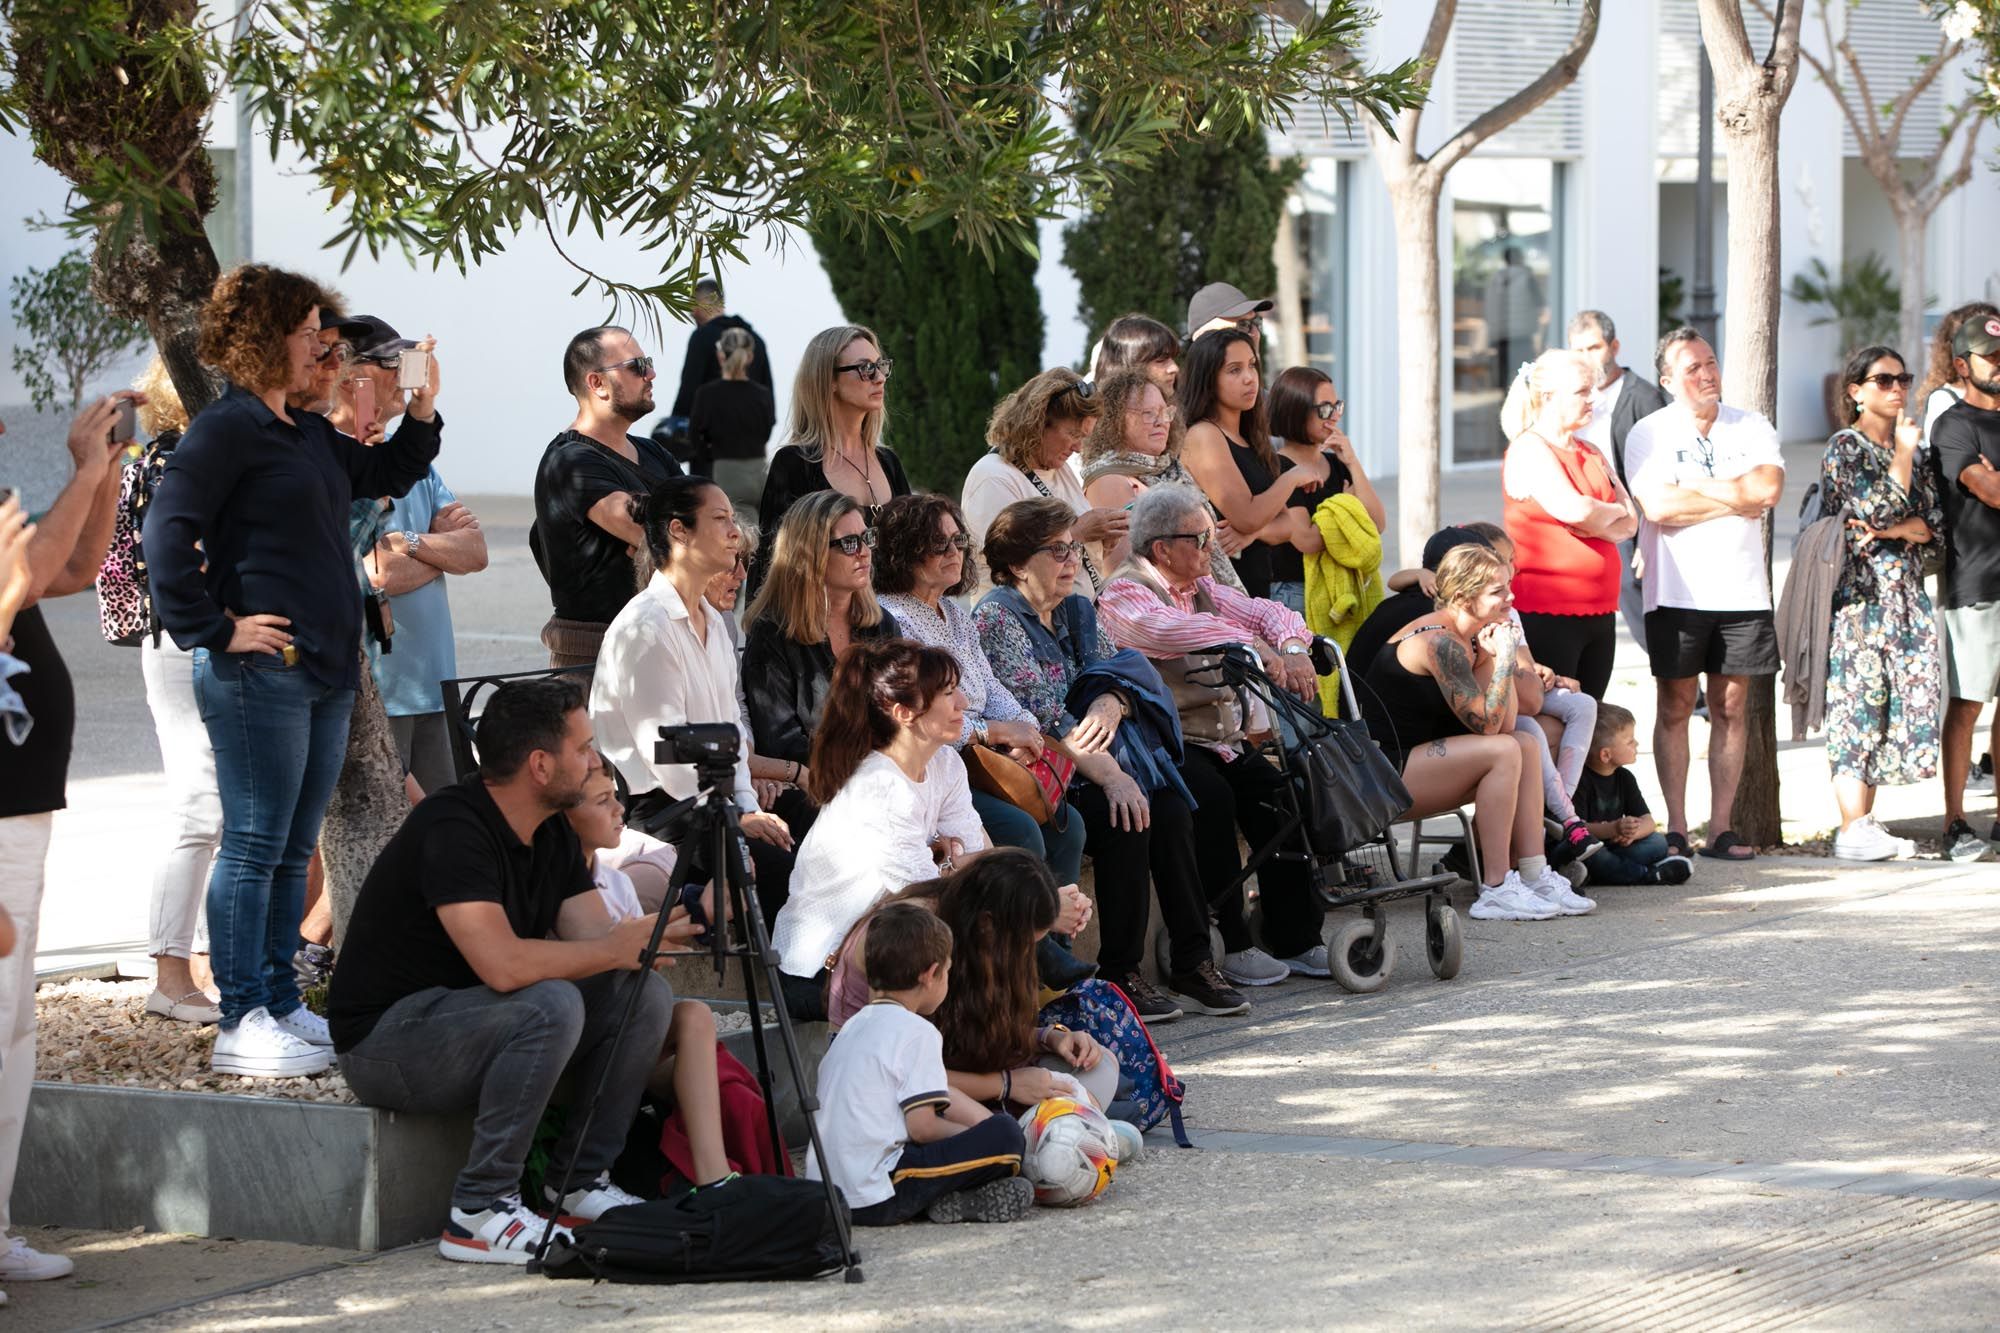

{"left": 539, "top": 1175, "right": 852, "bottom": 1284}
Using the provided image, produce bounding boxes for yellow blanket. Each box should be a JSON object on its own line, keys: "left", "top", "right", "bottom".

{"left": 1304, "top": 491, "right": 1385, "bottom": 715}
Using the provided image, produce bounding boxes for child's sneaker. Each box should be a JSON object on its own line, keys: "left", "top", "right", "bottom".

{"left": 1547, "top": 818, "right": 1602, "bottom": 869}
{"left": 544, "top": 1171, "right": 646, "bottom": 1224}
{"left": 439, "top": 1195, "right": 570, "bottom": 1264}
{"left": 1652, "top": 855, "right": 1694, "bottom": 885}
{"left": 925, "top": 1176, "right": 1033, "bottom": 1224}
{"left": 1107, "top": 1120, "right": 1144, "bottom": 1163}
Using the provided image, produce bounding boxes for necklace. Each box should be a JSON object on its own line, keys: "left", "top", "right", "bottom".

{"left": 830, "top": 442, "right": 880, "bottom": 501}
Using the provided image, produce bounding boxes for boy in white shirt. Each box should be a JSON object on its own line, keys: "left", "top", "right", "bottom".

{"left": 808, "top": 902, "right": 1032, "bottom": 1226}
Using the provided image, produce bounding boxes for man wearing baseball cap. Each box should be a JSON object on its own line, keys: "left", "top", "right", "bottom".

{"left": 1186, "top": 282, "right": 1273, "bottom": 340}
{"left": 1930, "top": 314, "right": 2000, "bottom": 860}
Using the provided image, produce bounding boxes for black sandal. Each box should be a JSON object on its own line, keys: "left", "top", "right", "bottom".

{"left": 1698, "top": 830, "right": 1755, "bottom": 861}
{"left": 1665, "top": 830, "right": 1693, "bottom": 858}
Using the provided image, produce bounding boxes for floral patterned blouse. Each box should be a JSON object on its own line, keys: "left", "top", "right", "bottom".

{"left": 878, "top": 592, "right": 1035, "bottom": 745}
{"left": 971, "top": 589, "right": 1113, "bottom": 740}
{"left": 1820, "top": 428, "right": 1944, "bottom": 612}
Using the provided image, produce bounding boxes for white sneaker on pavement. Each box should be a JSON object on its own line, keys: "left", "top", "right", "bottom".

{"left": 211, "top": 1006, "right": 333, "bottom": 1078}
{"left": 1833, "top": 817, "right": 1913, "bottom": 862}
{"left": 1526, "top": 865, "right": 1596, "bottom": 915}
{"left": 546, "top": 1172, "right": 646, "bottom": 1224}
{"left": 438, "top": 1194, "right": 570, "bottom": 1265}
{"left": 0, "top": 1236, "right": 73, "bottom": 1281}
{"left": 1468, "top": 872, "right": 1560, "bottom": 922}
{"left": 272, "top": 1005, "right": 333, "bottom": 1048}
{"left": 1107, "top": 1120, "right": 1144, "bottom": 1162}
{"left": 1217, "top": 946, "right": 1290, "bottom": 987}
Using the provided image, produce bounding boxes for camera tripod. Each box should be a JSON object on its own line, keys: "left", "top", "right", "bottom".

{"left": 529, "top": 753, "right": 863, "bottom": 1282}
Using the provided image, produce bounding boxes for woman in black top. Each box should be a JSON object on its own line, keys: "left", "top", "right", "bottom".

{"left": 1178, "top": 329, "right": 1317, "bottom": 598}
{"left": 1360, "top": 544, "right": 1589, "bottom": 924}
{"left": 753, "top": 324, "right": 910, "bottom": 592}
{"left": 690, "top": 327, "right": 777, "bottom": 512}
{"left": 1264, "top": 366, "right": 1388, "bottom": 615}
{"left": 146, "top": 264, "right": 441, "bottom": 1076}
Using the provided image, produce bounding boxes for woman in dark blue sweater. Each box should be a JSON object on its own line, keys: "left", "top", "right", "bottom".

{"left": 145, "top": 265, "right": 441, "bottom": 1079}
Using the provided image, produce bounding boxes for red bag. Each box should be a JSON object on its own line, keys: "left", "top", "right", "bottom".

{"left": 657, "top": 1047, "right": 793, "bottom": 1184}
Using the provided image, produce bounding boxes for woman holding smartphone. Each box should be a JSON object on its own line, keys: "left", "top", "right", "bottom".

{"left": 145, "top": 264, "right": 442, "bottom": 1080}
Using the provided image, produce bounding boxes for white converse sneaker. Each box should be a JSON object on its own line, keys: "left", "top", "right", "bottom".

{"left": 211, "top": 1006, "right": 333, "bottom": 1078}
{"left": 546, "top": 1171, "right": 646, "bottom": 1224}
{"left": 1526, "top": 865, "right": 1596, "bottom": 915}
{"left": 1833, "top": 817, "right": 1912, "bottom": 862}
{"left": 0, "top": 1236, "right": 73, "bottom": 1281}
{"left": 438, "top": 1194, "right": 571, "bottom": 1265}
{"left": 272, "top": 1005, "right": 333, "bottom": 1048}
{"left": 1468, "top": 872, "right": 1560, "bottom": 921}
{"left": 1218, "top": 946, "right": 1290, "bottom": 987}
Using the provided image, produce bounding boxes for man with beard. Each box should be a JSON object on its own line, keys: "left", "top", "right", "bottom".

{"left": 1930, "top": 316, "right": 2000, "bottom": 861}
{"left": 532, "top": 327, "right": 683, "bottom": 667}
{"left": 328, "top": 678, "right": 681, "bottom": 1264}
{"left": 1568, "top": 310, "right": 1669, "bottom": 652}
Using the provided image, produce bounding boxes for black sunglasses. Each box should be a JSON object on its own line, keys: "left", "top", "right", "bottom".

{"left": 836, "top": 358, "right": 894, "bottom": 382}
{"left": 1312, "top": 399, "right": 1344, "bottom": 420}
{"left": 828, "top": 529, "right": 878, "bottom": 556}
{"left": 930, "top": 531, "right": 972, "bottom": 555}
{"left": 596, "top": 355, "right": 654, "bottom": 377}
{"left": 1159, "top": 529, "right": 1213, "bottom": 552}
{"left": 1055, "top": 379, "right": 1096, "bottom": 404}
{"left": 1859, "top": 372, "right": 1914, "bottom": 390}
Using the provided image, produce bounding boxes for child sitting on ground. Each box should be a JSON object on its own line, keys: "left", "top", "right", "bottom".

{"left": 1572, "top": 704, "right": 1694, "bottom": 886}
{"left": 809, "top": 901, "right": 1033, "bottom": 1226}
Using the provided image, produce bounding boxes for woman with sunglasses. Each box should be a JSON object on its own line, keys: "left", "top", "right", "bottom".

{"left": 961, "top": 367, "right": 1127, "bottom": 601}
{"left": 742, "top": 491, "right": 903, "bottom": 848}
{"left": 1180, "top": 329, "right": 1319, "bottom": 600}
{"left": 1266, "top": 366, "right": 1387, "bottom": 619}
{"left": 873, "top": 494, "right": 1088, "bottom": 891}
{"left": 1819, "top": 346, "right": 1943, "bottom": 861}
{"left": 753, "top": 325, "right": 910, "bottom": 593}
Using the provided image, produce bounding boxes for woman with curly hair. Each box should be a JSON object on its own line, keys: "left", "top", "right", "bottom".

{"left": 1080, "top": 369, "right": 1244, "bottom": 589}
{"left": 144, "top": 264, "right": 442, "bottom": 1079}
{"left": 960, "top": 367, "right": 1127, "bottom": 600}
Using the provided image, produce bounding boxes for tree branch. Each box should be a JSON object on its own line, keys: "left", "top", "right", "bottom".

{"left": 1885, "top": 31, "right": 1961, "bottom": 152}
{"left": 1919, "top": 106, "right": 1985, "bottom": 217}
{"left": 1696, "top": 0, "right": 1757, "bottom": 89}
{"left": 1427, "top": 0, "right": 1599, "bottom": 177}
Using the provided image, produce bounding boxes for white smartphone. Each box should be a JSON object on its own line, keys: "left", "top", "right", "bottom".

{"left": 396, "top": 348, "right": 430, "bottom": 392}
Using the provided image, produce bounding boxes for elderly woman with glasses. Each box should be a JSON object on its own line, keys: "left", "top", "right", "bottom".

{"left": 961, "top": 367, "right": 1129, "bottom": 601}
{"left": 1081, "top": 369, "right": 1245, "bottom": 592}
{"left": 753, "top": 324, "right": 910, "bottom": 593}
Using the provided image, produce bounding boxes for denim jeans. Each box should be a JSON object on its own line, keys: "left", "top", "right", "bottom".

{"left": 1268, "top": 581, "right": 1306, "bottom": 617}
{"left": 339, "top": 972, "right": 673, "bottom": 1210}
{"left": 194, "top": 649, "right": 354, "bottom": 1027}
{"left": 967, "top": 787, "right": 1087, "bottom": 884}
{"left": 1587, "top": 832, "right": 1670, "bottom": 885}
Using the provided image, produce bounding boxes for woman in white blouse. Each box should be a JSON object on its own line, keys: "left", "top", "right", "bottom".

{"left": 589, "top": 476, "right": 796, "bottom": 912}
{"left": 770, "top": 639, "right": 988, "bottom": 1021}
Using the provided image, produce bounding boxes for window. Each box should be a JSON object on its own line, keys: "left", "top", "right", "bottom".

{"left": 1450, "top": 159, "right": 1561, "bottom": 464}
{"left": 205, "top": 147, "right": 242, "bottom": 271}
{"left": 1285, "top": 158, "right": 1348, "bottom": 387}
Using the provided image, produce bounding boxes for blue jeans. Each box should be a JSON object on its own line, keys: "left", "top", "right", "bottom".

{"left": 968, "top": 787, "right": 1087, "bottom": 883}
{"left": 1269, "top": 580, "right": 1306, "bottom": 616}
{"left": 194, "top": 649, "right": 355, "bottom": 1027}
{"left": 1588, "top": 832, "right": 1670, "bottom": 885}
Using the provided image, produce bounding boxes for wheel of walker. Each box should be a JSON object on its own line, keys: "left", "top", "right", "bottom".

{"left": 1327, "top": 917, "right": 1395, "bottom": 993}
{"left": 1425, "top": 902, "right": 1463, "bottom": 980}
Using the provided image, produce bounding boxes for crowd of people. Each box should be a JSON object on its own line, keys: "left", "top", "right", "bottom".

{"left": 1, "top": 261, "right": 1994, "bottom": 1285}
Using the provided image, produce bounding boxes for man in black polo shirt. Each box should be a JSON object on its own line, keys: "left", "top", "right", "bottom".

{"left": 530, "top": 326, "right": 683, "bottom": 668}
{"left": 329, "top": 678, "right": 680, "bottom": 1265}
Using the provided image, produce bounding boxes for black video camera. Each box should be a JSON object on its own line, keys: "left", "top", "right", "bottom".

{"left": 655, "top": 722, "right": 741, "bottom": 791}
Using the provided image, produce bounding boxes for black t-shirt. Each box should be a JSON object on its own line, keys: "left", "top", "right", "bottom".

{"left": 0, "top": 605, "right": 75, "bottom": 818}
{"left": 1571, "top": 765, "right": 1651, "bottom": 825}
{"left": 1930, "top": 399, "right": 2000, "bottom": 607}
{"left": 531, "top": 430, "right": 684, "bottom": 624}
{"left": 1272, "top": 449, "right": 1356, "bottom": 585}
{"left": 1225, "top": 436, "right": 1277, "bottom": 598}
{"left": 691, "top": 379, "right": 777, "bottom": 462}
{"left": 1343, "top": 587, "right": 1431, "bottom": 684}
{"left": 327, "top": 779, "right": 595, "bottom": 1051}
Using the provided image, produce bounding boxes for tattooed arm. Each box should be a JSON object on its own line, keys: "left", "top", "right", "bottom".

{"left": 1424, "top": 626, "right": 1518, "bottom": 734}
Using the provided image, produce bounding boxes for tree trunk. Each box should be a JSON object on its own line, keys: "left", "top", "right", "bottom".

{"left": 1386, "top": 171, "right": 1445, "bottom": 567}
{"left": 91, "top": 228, "right": 223, "bottom": 418}
{"left": 318, "top": 650, "right": 409, "bottom": 947}
{"left": 1894, "top": 198, "right": 1926, "bottom": 367}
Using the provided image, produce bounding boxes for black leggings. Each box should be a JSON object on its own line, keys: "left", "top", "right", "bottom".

{"left": 1068, "top": 781, "right": 1211, "bottom": 978}
{"left": 1517, "top": 611, "right": 1617, "bottom": 701}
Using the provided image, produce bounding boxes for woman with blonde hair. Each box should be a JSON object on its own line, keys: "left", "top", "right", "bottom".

{"left": 691, "top": 326, "right": 776, "bottom": 511}
{"left": 753, "top": 324, "right": 909, "bottom": 589}
{"left": 961, "top": 367, "right": 1128, "bottom": 600}
{"left": 1498, "top": 348, "right": 1636, "bottom": 700}
{"left": 1360, "top": 543, "right": 1594, "bottom": 923}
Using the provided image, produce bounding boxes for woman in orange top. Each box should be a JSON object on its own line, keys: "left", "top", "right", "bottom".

{"left": 1500, "top": 350, "right": 1638, "bottom": 700}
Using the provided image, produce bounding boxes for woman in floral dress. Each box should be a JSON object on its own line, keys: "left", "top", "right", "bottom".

{"left": 1821, "top": 345, "right": 1943, "bottom": 861}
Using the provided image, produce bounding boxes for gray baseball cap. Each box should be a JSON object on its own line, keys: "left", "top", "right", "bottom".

{"left": 1186, "top": 282, "right": 1273, "bottom": 336}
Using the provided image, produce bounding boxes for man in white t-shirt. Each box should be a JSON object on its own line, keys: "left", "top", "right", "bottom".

{"left": 1623, "top": 330, "right": 1785, "bottom": 862}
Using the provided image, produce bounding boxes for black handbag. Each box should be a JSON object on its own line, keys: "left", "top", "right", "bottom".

{"left": 1293, "top": 716, "right": 1411, "bottom": 854}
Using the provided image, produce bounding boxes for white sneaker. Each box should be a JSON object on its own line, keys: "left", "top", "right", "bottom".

{"left": 438, "top": 1194, "right": 570, "bottom": 1265}
{"left": 0, "top": 1236, "right": 73, "bottom": 1281}
{"left": 272, "top": 1005, "right": 333, "bottom": 1048}
{"left": 1280, "top": 945, "right": 1332, "bottom": 978}
{"left": 546, "top": 1171, "right": 645, "bottom": 1224}
{"left": 1525, "top": 865, "right": 1596, "bottom": 915}
{"left": 1833, "top": 817, "right": 1913, "bottom": 862}
{"left": 1468, "top": 872, "right": 1560, "bottom": 922}
{"left": 1965, "top": 763, "right": 1994, "bottom": 795}
{"left": 211, "top": 1006, "right": 333, "bottom": 1078}
{"left": 1218, "top": 946, "right": 1290, "bottom": 987}
{"left": 1107, "top": 1120, "right": 1143, "bottom": 1162}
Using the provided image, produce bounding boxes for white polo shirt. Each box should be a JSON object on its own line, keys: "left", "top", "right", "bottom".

{"left": 1624, "top": 400, "right": 1785, "bottom": 613}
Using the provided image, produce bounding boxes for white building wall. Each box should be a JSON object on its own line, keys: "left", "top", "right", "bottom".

{"left": 1572, "top": 0, "right": 1661, "bottom": 385}
{"left": 1776, "top": 12, "right": 1847, "bottom": 441}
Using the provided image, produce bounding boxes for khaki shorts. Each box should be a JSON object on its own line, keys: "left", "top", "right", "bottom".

{"left": 1943, "top": 601, "right": 2000, "bottom": 703}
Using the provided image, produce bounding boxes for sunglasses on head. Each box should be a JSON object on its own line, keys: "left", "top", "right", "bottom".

{"left": 1055, "top": 379, "right": 1096, "bottom": 404}
{"left": 1859, "top": 372, "right": 1914, "bottom": 390}
{"left": 596, "top": 355, "right": 654, "bottom": 377}
{"left": 836, "top": 358, "right": 894, "bottom": 382}
{"left": 828, "top": 528, "right": 878, "bottom": 556}
{"left": 1312, "top": 399, "right": 1344, "bottom": 420}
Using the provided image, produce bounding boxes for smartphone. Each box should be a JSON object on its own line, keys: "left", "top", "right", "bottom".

{"left": 352, "top": 376, "right": 378, "bottom": 441}
{"left": 110, "top": 397, "right": 137, "bottom": 445}
{"left": 396, "top": 348, "right": 430, "bottom": 393}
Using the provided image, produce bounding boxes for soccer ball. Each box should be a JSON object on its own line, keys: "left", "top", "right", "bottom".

{"left": 1017, "top": 1097, "right": 1117, "bottom": 1206}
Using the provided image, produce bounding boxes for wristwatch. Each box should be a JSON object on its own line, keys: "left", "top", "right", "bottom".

{"left": 403, "top": 530, "right": 424, "bottom": 551}
{"left": 1281, "top": 641, "right": 1309, "bottom": 656}
{"left": 972, "top": 719, "right": 990, "bottom": 746}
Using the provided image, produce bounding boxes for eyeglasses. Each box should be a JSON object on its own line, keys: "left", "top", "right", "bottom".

{"left": 836, "top": 358, "right": 894, "bottom": 382}
{"left": 929, "top": 531, "right": 972, "bottom": 555}
{"left": 1860, "top": 372, "right": 1915, "bottom": 390}
{"left": 1125, "top": 404, "right": 1176, "bottom": 426}
{"left": 1034, "top": 540, "right": 1086, "bottom": 563}
{"left": 315, "top": 340, "right": 352, "bottom": 365}
{"left": 1233, "top": 314, "right": 1264, "bottom": 334}
{"left": 1313, "top": 400, "right": 1344, "bottom": 420}
{"left": 1159, "top": 529, "right": 1213, "bottom": 552}
{"left": 595, "top": 356, "right": 655, "bottom": 377}
{"left": 828, "top": 528, "right": 878, "bottom": 556}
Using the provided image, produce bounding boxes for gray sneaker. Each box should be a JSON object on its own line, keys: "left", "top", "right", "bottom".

{"left": 926, "top": 1176, "right": 1033, "bottom": 1224}
{"left": 1946, "top": 820, "right": 1989, "bottom": 863}
{"left": 1218, "top": 946, "right": 1290, "bottom": 987}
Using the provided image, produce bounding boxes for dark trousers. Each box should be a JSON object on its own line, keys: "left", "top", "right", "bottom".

{"left": 1070, "top": 782, "right": 1210, "bottom": 978}
{"left": 1585, "top": 831, "right": 1670, "bottom": 885}
{"left": 1518, "top": 610, "right": 1618, "bottom": 701}
{"left": 339, "top": 971, "right": 673, "bottom": 1211}
{"left": 1182, "top": 746, "right": 1325, "bottom": 960}
{"left": 849, "top": 1111, "right": 1025, "bottom": 1226}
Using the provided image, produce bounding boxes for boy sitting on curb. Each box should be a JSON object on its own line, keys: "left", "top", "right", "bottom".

{"left": 1572, "top": 703, "right": 1694, "bottom": 887}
